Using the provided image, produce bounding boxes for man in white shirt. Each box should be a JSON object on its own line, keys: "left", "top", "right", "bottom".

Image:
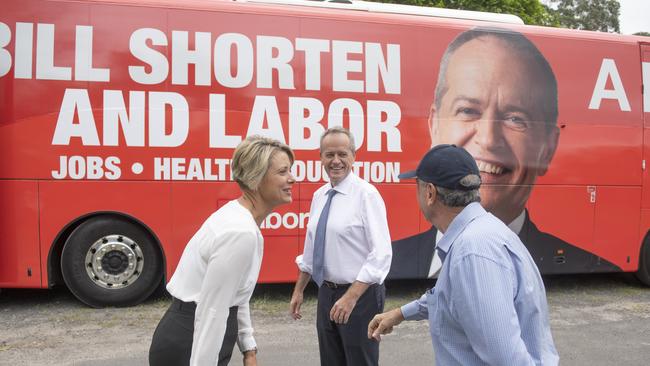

{"left": 289, "top": 126, "right": 393, "bottom": 366}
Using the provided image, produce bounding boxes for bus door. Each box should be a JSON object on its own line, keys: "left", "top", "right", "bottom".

{"left": 640, "top": 44, "right": 650, "bottom": 255}
{"left": 590, "top": 44, "right": 646, "bottom": 272}
{"left": 641, "top": 45, "right": 650, "bottom": 206}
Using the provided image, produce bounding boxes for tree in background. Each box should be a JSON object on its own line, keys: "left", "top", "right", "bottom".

{"left": 634, "top": 32, "right": 650, "bottom": 37}
{"left": 368, "top": 0, "right": 556, "bottom": 26}
{"left": 546, "top": 0, "right": 620, "bottom": 32}
{"left": 368, "top": 0, "right": 622, "bottom": 33}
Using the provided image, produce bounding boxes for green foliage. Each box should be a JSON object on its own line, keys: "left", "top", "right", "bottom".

{"left": 634, "top": 32, "right": 650, "bottom": 37}
{"left": 546, "top": 0, "right": 620, "bottom": 32}
{"left": 367, "top": 0, "right": 623, "bottom": 32}
{"left": 367, "top": 0, "right": 557, "bottom": 26}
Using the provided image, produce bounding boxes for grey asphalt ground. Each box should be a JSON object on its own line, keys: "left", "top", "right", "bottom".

{"left": 2, "top": 273, "right": 650, "bottom": 365}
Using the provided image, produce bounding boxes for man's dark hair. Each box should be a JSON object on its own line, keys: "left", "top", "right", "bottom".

{"left": 434, "top": 27, "right": 558, "bottom": 132}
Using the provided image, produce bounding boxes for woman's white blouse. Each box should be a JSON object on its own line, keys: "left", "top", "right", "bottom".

{"left": 166, "top": 200, "right": 263, "bottom": 365}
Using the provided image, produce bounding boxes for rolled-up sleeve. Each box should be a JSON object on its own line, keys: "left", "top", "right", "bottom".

{"left": 190, "top": 231, "right": 256, "bottom": 366}
{"left": 296, "top": 254, "right": 311, "bottom": 274}
{"left": 356, "top": 190, "right": 392, "bottom": 284}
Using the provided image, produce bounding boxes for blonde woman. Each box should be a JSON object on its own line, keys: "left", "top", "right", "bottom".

{"left": 149, "top": 136, "right": 295, "bottom": 366}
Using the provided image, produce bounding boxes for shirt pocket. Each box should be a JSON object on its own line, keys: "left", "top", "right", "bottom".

{"left": 426, "top": 289, "right": 442, "bottom": 337}
{"left": 340, "top": 216, "right": 364, "bottom": 243}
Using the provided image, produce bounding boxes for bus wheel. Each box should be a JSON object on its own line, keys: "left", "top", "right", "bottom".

{"left": 61, "top": 216, "right": 163, "bottom": 307}
{"left": 636, "top": 237, "right": 650, "bottom": 286}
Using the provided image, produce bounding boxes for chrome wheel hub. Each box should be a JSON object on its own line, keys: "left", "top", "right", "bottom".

{"left": 85, "top": 235, "right": 144, "bottom": 289}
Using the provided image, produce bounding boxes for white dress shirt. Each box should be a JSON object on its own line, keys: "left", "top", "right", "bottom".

{"left": 296, "top": 173, "right": 392, "bottom": 285}
{"left": 166, "top": 200, "right": 262, "bottom": 366}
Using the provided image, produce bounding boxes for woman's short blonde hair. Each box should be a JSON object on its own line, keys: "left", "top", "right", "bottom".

{"left": 232, "top": 136, "right": 294, "bottom": 191}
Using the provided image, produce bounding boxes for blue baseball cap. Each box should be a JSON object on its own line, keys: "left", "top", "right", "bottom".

{"left": 398, "top": 144, "right": 481, "bottom": 191}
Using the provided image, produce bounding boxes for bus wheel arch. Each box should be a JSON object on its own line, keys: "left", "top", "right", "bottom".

{"left": 636, "top": 231, "right": 650, "bottom": 286}
{"left": 55, "top": 213, "right": 166, "bottom": 307}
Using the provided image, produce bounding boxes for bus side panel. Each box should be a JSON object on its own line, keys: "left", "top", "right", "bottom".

{"left": 259, "top": 236, "right": 301, "bottom": 283}
{"left": 639, "top": 209, "right": 650, "bottom": 259}
{"left": 594, "top": 186, "right": 642, "bottom": 271}
{"left": 38, "top": 180, "right": 172, "bottom": 285}
{"left": 589, "top": 123, "right": 642, "bottom": 270}
{"left": 0, "top": 1, "right": 91, "bottom": 181}
{"left": 527, "top": 185, "right": 596, "bottom": 273}
{"left": 376, "top": 184, "right": 421, "bottom": 241}
{"left": 0, "top": 180, "right": 41, "bottom": 288}
{"left": 527, "top": 123, "right": 643, "bottom": 272}
{"left": 644, "top": 126, "right": 650, "bottom": 209}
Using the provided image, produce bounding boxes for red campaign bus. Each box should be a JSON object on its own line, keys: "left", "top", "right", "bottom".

{"left": 2, "top": 0, "right": 650, "bottom": 307}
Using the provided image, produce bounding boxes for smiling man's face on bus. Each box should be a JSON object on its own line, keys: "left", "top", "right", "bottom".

{"left": 429, "top": 35, "right": 559, "bottom": 225}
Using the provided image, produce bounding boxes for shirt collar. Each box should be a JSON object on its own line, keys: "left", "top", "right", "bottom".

{"left": 328, "top": 171, "right": 355, "bottom": 195}
{"left": 436, "top": 208, "right": 525, "bottom": 246}
{"left": 436, "top": 202, "right": 487, "bottom": 259}
{"left": 508, "top": 210, "right": 526, "bottom": 235}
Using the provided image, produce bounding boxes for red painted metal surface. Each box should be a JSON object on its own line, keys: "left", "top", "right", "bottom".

{"left": 0, "top": 0, "right": 648, "bottom": 288}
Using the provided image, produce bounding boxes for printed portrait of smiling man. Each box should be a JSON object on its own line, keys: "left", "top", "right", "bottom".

{"left": 388, "top": 27, "right": 621, "bottom": 279}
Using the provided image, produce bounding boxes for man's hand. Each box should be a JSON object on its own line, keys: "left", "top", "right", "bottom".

{"left": 290, "top": 290, "right": 304, "bottom": 320}
{"left": 329, "top": 293, "right": 358, "bottom": 324}
{"left": 243, "top": 350, "right": 257, "bottom": 366}
{"left": 367, "top": 308, "right": 405, "bottom": 342}
{"left": 290, "top": 271, "right": 311, "bottom": 320}
{"left": 329, "top": 281, "right": 370, "bottom": 324}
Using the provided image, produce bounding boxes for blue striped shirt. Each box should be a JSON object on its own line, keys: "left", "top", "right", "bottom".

{"left": 401, "top": 203, "right": 558, "bottom": 365}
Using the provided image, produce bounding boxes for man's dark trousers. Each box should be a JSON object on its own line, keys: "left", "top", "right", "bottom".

{"left": 316, "top": 283, "right": 385, "bottom": 366}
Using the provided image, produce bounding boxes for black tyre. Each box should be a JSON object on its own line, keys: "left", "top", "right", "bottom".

{"left": 636, "top": 236, "right": 650, "bottom": 286}
{"left": 61, "top": 215, "right": 163, "bottom": 307}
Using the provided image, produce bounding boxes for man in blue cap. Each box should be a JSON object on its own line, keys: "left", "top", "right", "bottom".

{"left": 368, "top": 144, "right": 558, "bottom": 365}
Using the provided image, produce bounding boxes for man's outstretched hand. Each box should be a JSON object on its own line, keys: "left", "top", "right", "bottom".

{"left": 367, "top": 308, "right": 405, "bottom": 341}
